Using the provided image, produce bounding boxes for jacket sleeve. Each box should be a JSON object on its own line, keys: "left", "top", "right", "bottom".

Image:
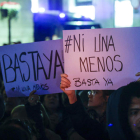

{"left": 66, "top": 95, "right": 109, "bottom": 140}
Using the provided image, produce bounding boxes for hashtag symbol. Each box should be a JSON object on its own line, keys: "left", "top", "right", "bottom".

{"left": 65, "top": 35, "right": 72, "bottom": 53}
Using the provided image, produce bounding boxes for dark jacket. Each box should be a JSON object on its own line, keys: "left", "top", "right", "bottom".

{"left": 66, "top": 95, "right": 109, "bottom": 140}
{"left": 106, "top": 87, "right": 126, "bottom": 140}
{"left": 107, "top": 82, "right": 140, "bottom": 140}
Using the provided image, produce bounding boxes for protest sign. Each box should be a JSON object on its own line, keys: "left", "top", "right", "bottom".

{"left": 63, "top": 27, "right": 140, "bottom": 90}
{"left": 0, "top": 40, "right": 64, "bottom": 97}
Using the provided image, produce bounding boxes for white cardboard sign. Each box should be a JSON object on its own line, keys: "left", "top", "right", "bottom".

{"left": 0, "top": 40, "right": 64, "bottom": 97}
{"left": 63, "top": 27, "right": 140, "bottom": 90}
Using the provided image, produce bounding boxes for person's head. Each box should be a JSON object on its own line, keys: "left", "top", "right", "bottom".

{"left": 1, "top": 86, "right": 26, "bottom": 115}
{"left": 87, "top": 90, "right": 113, "bottom": 108}
{"left": 40, "top": 93, "right": 63, "bottom": 113}
{"left": 11, "top": 105, "right": 28, "bottom": 120}
{"left": 129, "top": 97, "right": 140, "bottom": 140}
{"left": 119, "top": 81, "right": 140, "bottom": 140}
{"left": 84, "top": 90, "right": 114, "bottom": 117}
{"left": 11, "top": 104, "right": 50, "bottom": 129}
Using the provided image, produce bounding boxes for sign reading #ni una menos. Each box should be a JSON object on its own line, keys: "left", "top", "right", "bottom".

{"left": 63, "top": 27, "right": 140, "bottom": 90}
{"left": 0, "top": 40, "right": 64, "bottom": 97}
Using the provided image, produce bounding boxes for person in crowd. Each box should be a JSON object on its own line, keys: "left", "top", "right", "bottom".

{"left": 60, "top": 92, "right": 86, "bottom": 140}
{"left": 40, "top": 93, "right": 71, "bottom": 139}
{"left": 60, "top": 72, "right": 140, "bottom": 140}
{"left": 40, "top": 92, "right": 86, "bottom": 140}
{"left": 0, "top": 85, "right": 27, "bottom": 122}
{"left": 60, "top": 74, "right": 110, "bottom": 140}
{"left": 136, "top": 72, "right": 140, "bottom": 81}
{"left": 40, "top": 93, "right": 64, "bottom": 131}
{"left": 11, "top": 90, "right": 61, "bottom": 140}
{"left": 107, "top": 81, "right": 140, "bottom": 140}
{"left": 81, "top": 90, "right": 113, "bottom": 125}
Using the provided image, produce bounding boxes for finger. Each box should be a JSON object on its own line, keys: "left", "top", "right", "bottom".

{"left": 61, "top": 73, "right": 68, "bottom": 78}
{"left": 60, "top": 83, "right": 70, "bottom": 89}
{"left": 29, "top": 90, "right": 36, "bottom": 96}
{"left": 61, "top": 79, "right": 70, "bottom": 87}
{"left": 135, "top": 72, "right": 140, "bottom": 76}
{"left": 30, "top": 94, "right": 39, "bottom": 99}
{"left": 61, "top": 74, "right": 69, "bottom": 80}
{"left": 60, "top": 85, "right": 69, "bottom": 93}
{"left": 61, "top": 77, "right": 71, "bottom": 84}
{"left": 137, "top": 78, "right": 140, "bottom": 82}
{"left": 28, "top": 94, "right": 40, "bottom": 103}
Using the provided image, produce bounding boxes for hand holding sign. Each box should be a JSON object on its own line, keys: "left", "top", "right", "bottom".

{"left": 28, "top": 90, "right": 40, "bottom": 106}
{"left": 60, "top": 74, "right": 77, "bottom": 104}
{"left": 136, "top": 72, "right": 140, "bottom": 82}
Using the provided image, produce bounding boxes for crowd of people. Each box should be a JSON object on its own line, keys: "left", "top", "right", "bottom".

{"left": 0, "top": 71, "right": 139, "bottom": 140}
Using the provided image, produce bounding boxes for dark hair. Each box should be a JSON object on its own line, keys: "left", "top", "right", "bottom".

{"left": 78, "top": 90, "right": 89, "bottom": 107}
{"left": 119, "top": 81, "right": 140, "bottom": 140}
{"left": 40, "top": 93, "right": 64, "bottom": 111}
{"left": 61, "top": 92, "right": 70, "bottom": 107}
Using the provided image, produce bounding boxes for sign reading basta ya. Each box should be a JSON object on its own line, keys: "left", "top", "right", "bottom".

{"left": 63, "top": 27, "right": 140, "bottom": 90}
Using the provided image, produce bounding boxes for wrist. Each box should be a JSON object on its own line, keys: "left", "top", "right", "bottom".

{"left": 67, "top": 92, "right": 77, "bottom": 104}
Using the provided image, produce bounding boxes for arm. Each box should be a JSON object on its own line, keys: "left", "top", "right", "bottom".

{"left": 60, "top": 74, "right": 77, "bottom": 104}
{"left": 67, "top": 95, "right": 108, "bottom": 140}
{"left": 26, "top": 90, "right": 48, "bottom": 140}
{"left": 60, "top": 74, "right": 109, "bottom": 140}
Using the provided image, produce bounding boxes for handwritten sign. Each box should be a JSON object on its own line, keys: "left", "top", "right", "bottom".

{"left": 0, "top": 40, "right": 64, "bottom": 97}
{"left": 63, "top": 27, "right": 140, "bottom": 90}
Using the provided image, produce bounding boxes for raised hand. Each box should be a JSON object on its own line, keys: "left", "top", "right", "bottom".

{"left": 28, "top": 90, "right": 40, "bottom": 106}
{"left": 60, "top": 74, "right": 77, "bottom": 104}
{"left": 135, "top": 72, "right": 140, "bottom": 82}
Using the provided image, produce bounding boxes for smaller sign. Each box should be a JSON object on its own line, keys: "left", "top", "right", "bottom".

{"left": 0, "top": 40, "right": 64, "bottom": 97}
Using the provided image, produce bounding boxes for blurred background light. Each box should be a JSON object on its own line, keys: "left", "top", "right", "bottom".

{"left": 39, "top": 7, "right": 45, "bottom": 13}
{"left": 73, "top": 13, "right": 82, "bottom": 18}
{"left": 108, "top": 123, "right": 113, "bottom": 127}
{"left": 115, "top": 0, "right": 133, "bottom": 27}
{"left": 59, "top": 13, "right": 65, "bottom": 18}
{"left": 69, "top": 5, "right": 95, "bottom": 20}
{"left": 76, "top": 21, "right": 83, "bottom": 25}
{"left": 31, "top": 0, "right": 39, "bottom": 13}
{"left": 91, "top": 26, "right": 95, "bottom": 29}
